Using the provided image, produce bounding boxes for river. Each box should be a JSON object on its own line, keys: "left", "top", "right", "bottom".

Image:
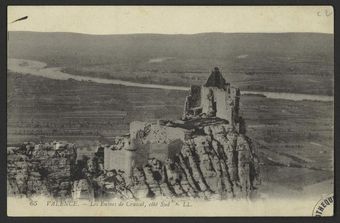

{"left": 8, "top": 58, "right": 334, "bottom": 102}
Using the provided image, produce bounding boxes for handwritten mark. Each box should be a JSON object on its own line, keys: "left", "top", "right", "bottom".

{"left": 317, "top": 9, "right": 333, "bottom": 17}
{"left": 11, "top": 16, "right": 28, "bottom": 24}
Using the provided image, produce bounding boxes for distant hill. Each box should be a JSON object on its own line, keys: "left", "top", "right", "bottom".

{"left": 7, "top": 31, "right": 334, "bottom": 95}
{"left": 8, "top": 31, "right": 333, "bottom": 65}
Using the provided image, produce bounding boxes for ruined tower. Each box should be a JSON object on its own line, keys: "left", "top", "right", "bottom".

{"left": 183, "top": 67, "right": 241, "bottom": 126}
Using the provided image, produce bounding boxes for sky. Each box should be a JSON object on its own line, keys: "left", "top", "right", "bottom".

{"left": 8, "top": 6, "right": 334, "bottom": 35}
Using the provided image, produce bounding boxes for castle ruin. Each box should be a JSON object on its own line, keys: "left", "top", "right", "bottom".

{"left": 104, "top": 67, "right": 248, "bottom": 176}
{"left": 183, "top": 67, "right": 241, "bottom": 127}
{"left": 8, "top": 67, "right": 260, "bottom": 200}
{"left": 98, "top": 67, "right": 259, "bottom": 199}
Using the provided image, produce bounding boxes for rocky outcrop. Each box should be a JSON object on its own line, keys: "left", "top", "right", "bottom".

{"left": 7, "top": 125, "right": 260, "bottom": 201}
{"left": 7, "top": 142, "right": 77, "bottom": 198}
{"left": 127, "top": 124, "right": 260, "bottom": 200}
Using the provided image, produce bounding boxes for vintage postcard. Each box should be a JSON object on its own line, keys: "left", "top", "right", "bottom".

{"left": 7, "top": 6, "right": 334, "bottom": 216}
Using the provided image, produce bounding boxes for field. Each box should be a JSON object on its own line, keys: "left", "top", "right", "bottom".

{"left": 8, "top": 32, "right": 334, "bottom": 95}
{"left": 7, "top": 72, "right": 185, "bottom": 145}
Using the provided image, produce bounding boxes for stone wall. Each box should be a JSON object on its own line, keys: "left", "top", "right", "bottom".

{"left": 200, "top": 86, "right": 240, "bottom": 124}
{"left": 104, "top": 147, "right": 135, "bottom": 175}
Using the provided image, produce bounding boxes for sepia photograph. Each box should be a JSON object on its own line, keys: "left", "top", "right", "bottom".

{"left": 6, "top": 5, "right": 334, "bottom": 216}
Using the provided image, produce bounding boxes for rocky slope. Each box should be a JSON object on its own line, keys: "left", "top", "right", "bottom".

{"left": 7, "top": 120, "right": 260, "bottom": 201}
